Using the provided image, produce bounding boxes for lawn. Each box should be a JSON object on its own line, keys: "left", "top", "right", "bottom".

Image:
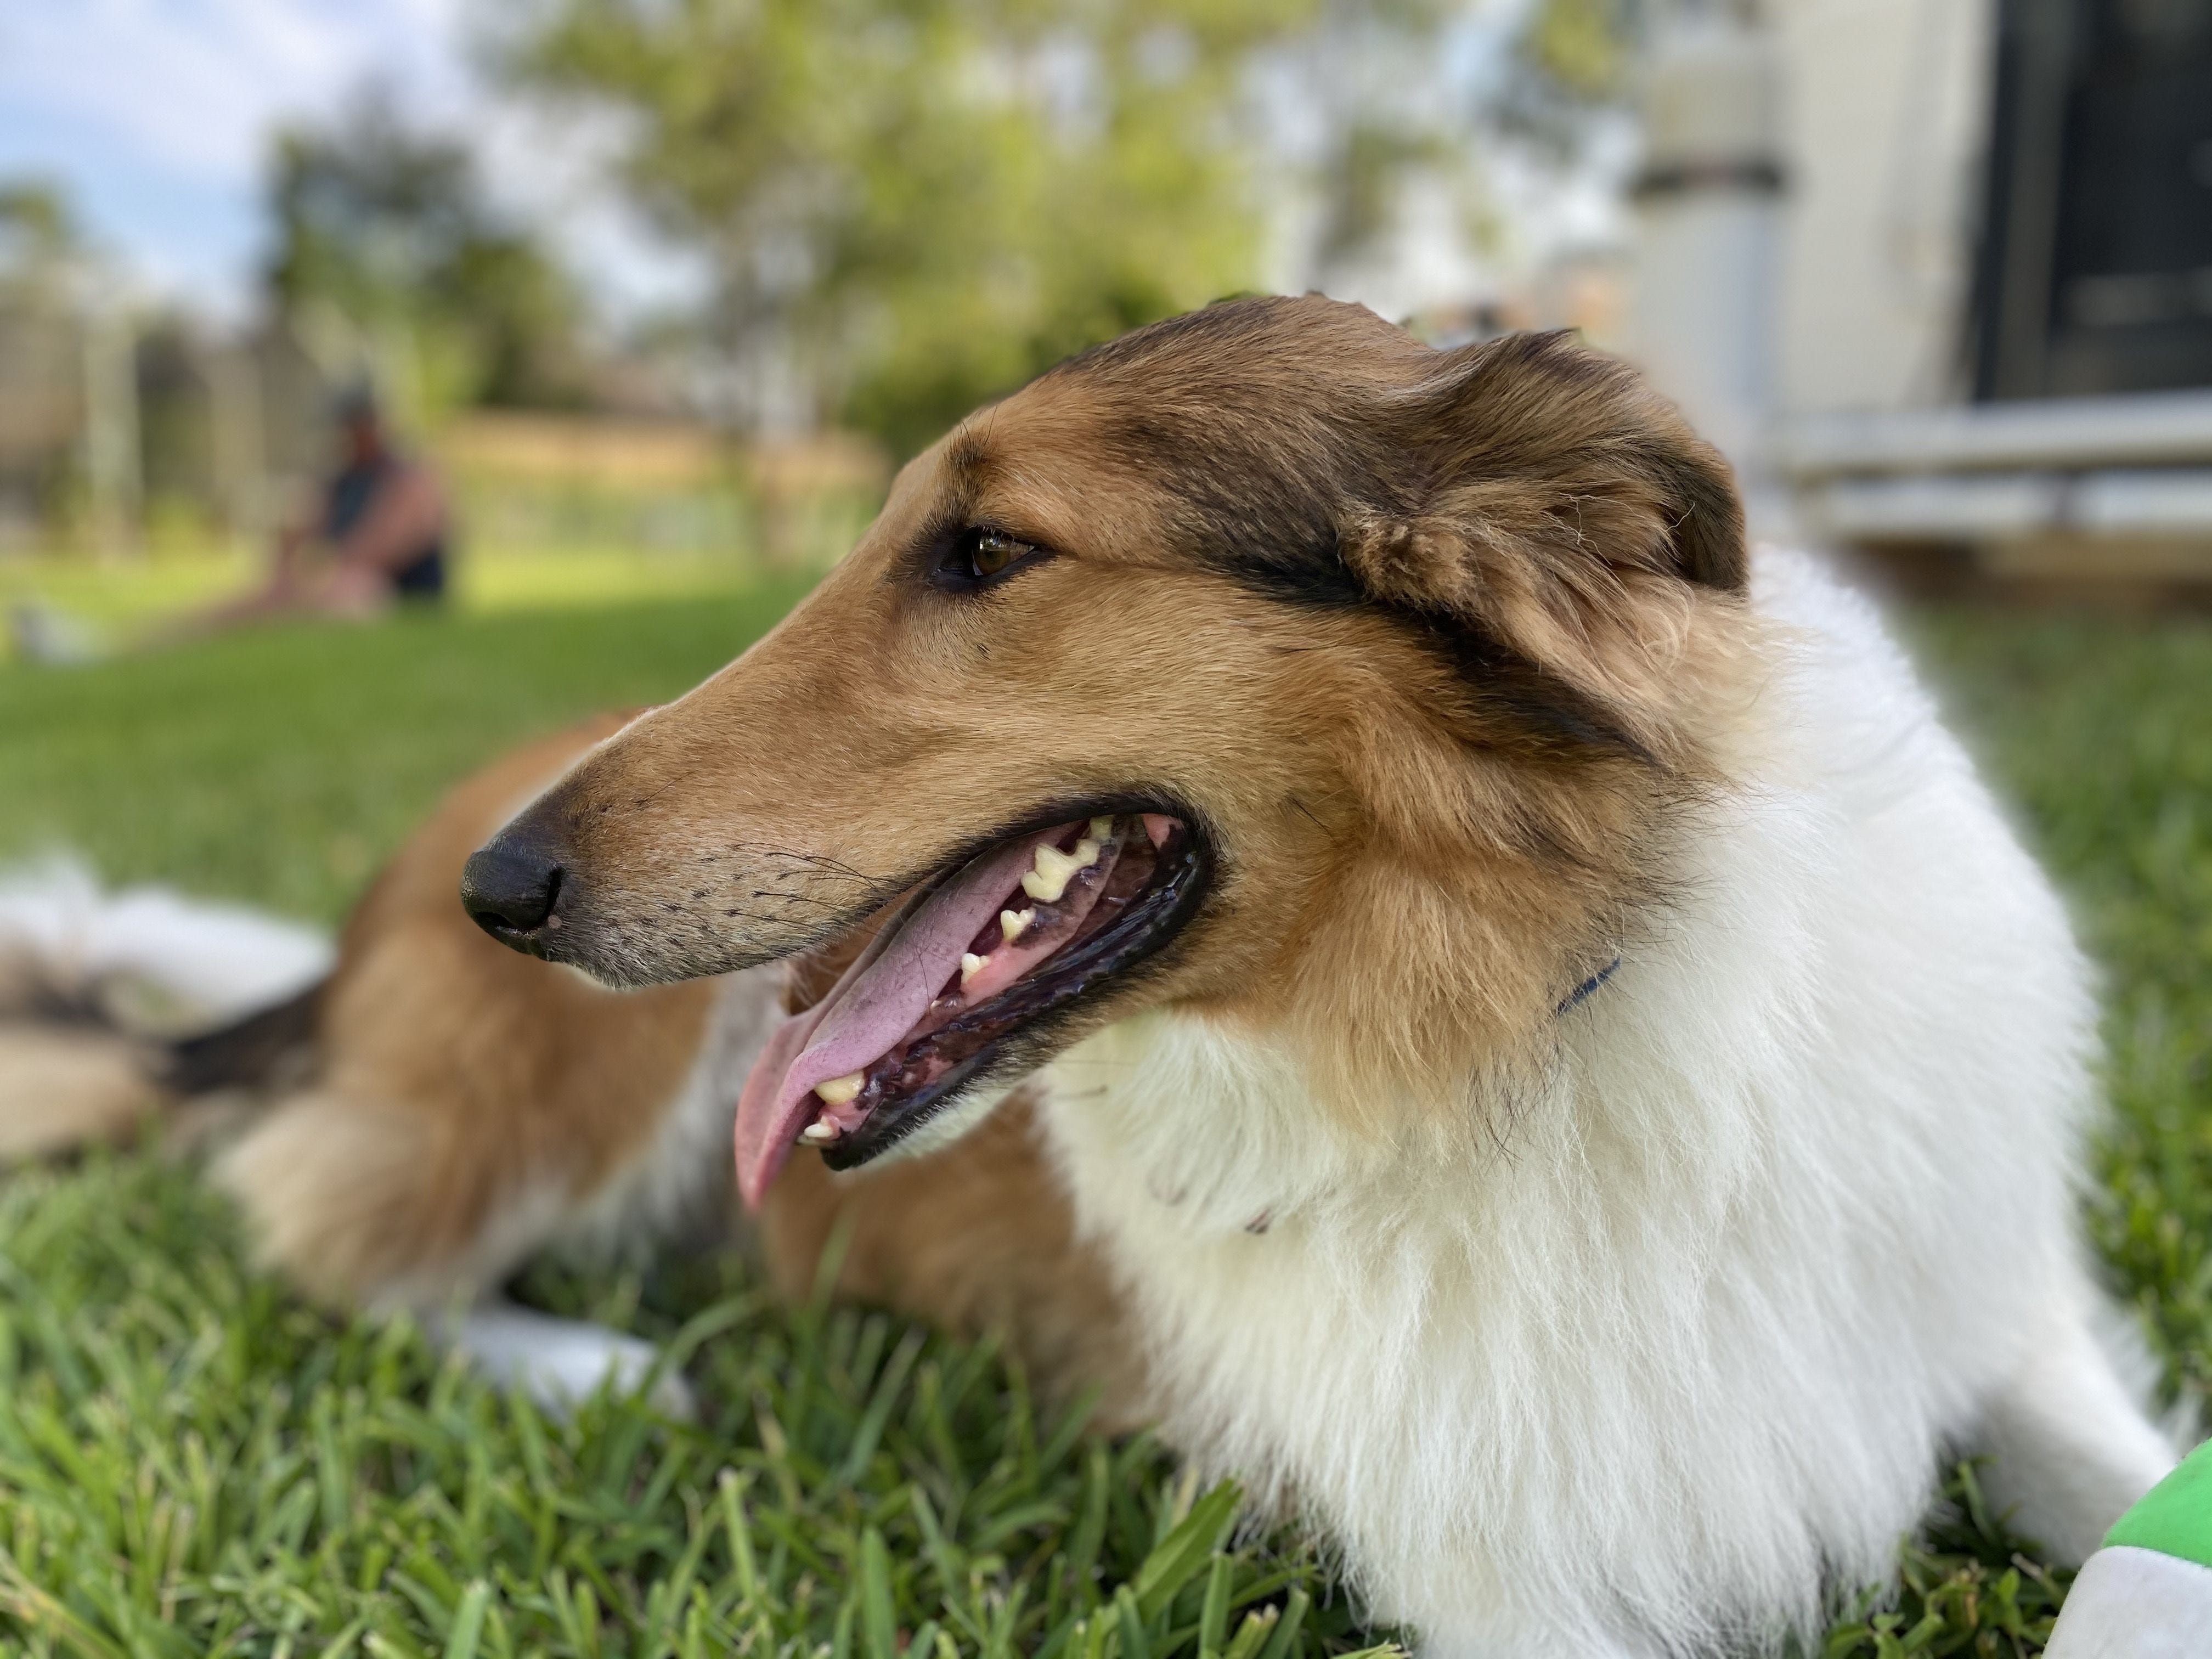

{"left": 0, "top": 584, "right": 2207, "bottom": 1657}
{"left": 0, "top": 545, "right": 779, "bottom": 664}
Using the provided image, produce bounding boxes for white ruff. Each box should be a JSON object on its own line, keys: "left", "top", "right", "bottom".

{"left": 1036, "top": 550, "right": 2168, "bottom": 1656}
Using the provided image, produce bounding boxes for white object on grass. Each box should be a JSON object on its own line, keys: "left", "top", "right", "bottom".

{"left": 441, "top": 1300, "right": 698, "bottom": 1423}
{"left": 0, "top": 856, "right": 332, "bottom": 1033}
{"left": 2046, "top": 1440, "right": 2212, "bottom": 1658}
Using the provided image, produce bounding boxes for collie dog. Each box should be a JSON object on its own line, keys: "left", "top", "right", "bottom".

{"left": 450, "top": 296, "right": 2174, "bottom": 1655}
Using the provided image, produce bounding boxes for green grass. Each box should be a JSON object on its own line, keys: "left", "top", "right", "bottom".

{"left": 1, "top": 591, "right": 2207, "bottom": 1657}
{"left": 0, "top": 586, "right": 813, "bottom": 923}
{"left": 0, "top": 544, "right": 777, "bottom": 664}
{"left": 0, "top": 1154, "right": 1368, "bottom": 1659}
{"left": 1904, "top": 614, "right": 2212, "bottom": 1417}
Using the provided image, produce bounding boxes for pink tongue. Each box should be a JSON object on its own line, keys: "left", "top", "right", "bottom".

{"left": 732, "top": 829, "right": 1065, "bottom": 1207}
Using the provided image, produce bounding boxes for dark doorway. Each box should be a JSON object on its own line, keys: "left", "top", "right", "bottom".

{"left": 1972, "top": 0, "right": 2212, "bottom": 399}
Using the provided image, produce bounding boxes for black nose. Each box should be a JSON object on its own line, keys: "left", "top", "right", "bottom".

{"left": 461, "top": 839, "right": 564, "bottom": 943}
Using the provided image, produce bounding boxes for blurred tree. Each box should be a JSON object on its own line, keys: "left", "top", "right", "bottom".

{"left": 494, "top": 0, "right": 1453, "bottom": 455}
{"left": 1522, "top": 0, "right": 1640, "bottom": 102}
{"left": 1503, "top": 0, "right": 1647, "bottom": 154}
{"left": 0, "top": 182, "right": 81, "bottom": 303}
{"left": 0, "top": 182, "right": 96, "bottom": 536}
{"left": 266, "top": 92, "right": 590, "bottom": 414}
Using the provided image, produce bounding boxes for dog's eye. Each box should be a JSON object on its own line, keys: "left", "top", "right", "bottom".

{"left": 973, "top": 531, "right": 1028, "bottom": 578}
{"left": 937, "top": 528, "right": 1045, "bottom": 589}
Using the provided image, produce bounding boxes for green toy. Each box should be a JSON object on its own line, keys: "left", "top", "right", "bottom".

{"left": 2045, "top": 1438, "right": 2212, "bottom": 1657}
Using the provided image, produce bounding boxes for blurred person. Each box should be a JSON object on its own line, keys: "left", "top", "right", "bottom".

{"left": 9, "top": 387, "right": 455, "bottom": 664}
{"left": 179, "top": 385, "right": 452, "bottom": 633}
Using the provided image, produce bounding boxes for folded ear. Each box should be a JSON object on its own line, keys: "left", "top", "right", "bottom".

{"left": 1342, "top": 331, "right": 1748, "bottom": 764}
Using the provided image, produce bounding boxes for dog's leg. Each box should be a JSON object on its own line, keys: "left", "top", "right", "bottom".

{"left": 1968, "top": 1285, "right": 2178, "bottom": 1564}
{"left": 437, "top": 1300, "right": 697, "bottom": 1421}
{"left": 218, "top": 1088, "right": 711, "bottom": 1421}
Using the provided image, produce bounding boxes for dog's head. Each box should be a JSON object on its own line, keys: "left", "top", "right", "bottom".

{"left": 463, "top": 296, "right": 1753, "bottom": 1203}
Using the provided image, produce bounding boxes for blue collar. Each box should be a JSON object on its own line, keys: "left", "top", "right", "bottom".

{"left": 1557, "top": 957, "right": 1620, "bottom": 1015}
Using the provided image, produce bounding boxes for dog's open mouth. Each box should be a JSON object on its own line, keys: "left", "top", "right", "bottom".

{"left": 732, "top": 810, "right": 1205, "bottom": 1205}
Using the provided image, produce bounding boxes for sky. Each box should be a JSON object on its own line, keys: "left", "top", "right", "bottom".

{"left": 0, "top": 0, "right": 698, "bottom": 324}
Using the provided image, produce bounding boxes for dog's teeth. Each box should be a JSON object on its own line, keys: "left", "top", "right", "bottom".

{"left": 814, "top": 1073, "right": 864, "bottom": 1107}
{"left": 1090, "top": 815, "right": 1114, "bottom": 841}
{"left": 1021, "top": 847, "right": 1075, "bottom": 902}
{"left": 1020, "top": 837, "right": 1102, "bottom": 902}
{"left": 960, "top": 951, "right": 987, "bottom": 986}
{"left": 1000, "top": 906, "right": 1035, "bottom": 943}
{"left": 799, "top": 1118, "right": 840, "bottom": 1146}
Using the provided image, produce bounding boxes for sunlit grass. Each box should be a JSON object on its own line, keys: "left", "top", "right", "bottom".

{"left": 0, "top": 584, "right": 815, "bottom": 921}
{"left": 0, "top": 541, "right": 781, "bottom": 664}
{"left": 0, "top": 545, "right": 259, "bottom": 639}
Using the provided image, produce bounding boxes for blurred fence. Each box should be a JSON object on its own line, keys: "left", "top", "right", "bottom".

{"left": 0, "top": 292, "right": 888, "bottom": 578}
{"left": 0, "top": 298, "right": 368, "bottom": 556}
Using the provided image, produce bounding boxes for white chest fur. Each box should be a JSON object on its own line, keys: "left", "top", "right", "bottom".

{"left": 1033, "top": 552, "right": 2102, "bottom": 1657}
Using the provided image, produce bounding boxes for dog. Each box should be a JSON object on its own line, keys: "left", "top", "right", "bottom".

{"left": 455, "top": 296, "right": 2180, "bottom": 1657}
{"left": 0, "top": 721, "right": 1139, "bottom": 1421}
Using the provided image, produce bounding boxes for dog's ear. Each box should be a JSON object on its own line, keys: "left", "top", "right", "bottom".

{"left": 1342, "top": 331, "right": 1747, "bottom": 762}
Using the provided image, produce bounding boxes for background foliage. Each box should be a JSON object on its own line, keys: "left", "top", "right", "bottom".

{"left": 491, "top": 0, "right": 1467, "bottom": 453}
{"left": 266, "top": 93, "right": 591, "bottom": 417}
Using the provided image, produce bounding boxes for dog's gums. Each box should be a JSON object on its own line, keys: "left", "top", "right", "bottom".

{"left": 731, "top": 810, "right": 1204, "bottom": 1204}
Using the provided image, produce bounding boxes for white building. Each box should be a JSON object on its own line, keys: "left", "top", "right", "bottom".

{"left": 1632, "top": 0, "right": 2212, "bottom": 585}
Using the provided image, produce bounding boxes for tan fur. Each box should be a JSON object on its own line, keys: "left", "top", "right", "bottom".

{"left": 0, "top": 1026, "right": 161, "bottom": 1159}
{"left": 490, "top": 300, "right": 1758, "bottom": 1133}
